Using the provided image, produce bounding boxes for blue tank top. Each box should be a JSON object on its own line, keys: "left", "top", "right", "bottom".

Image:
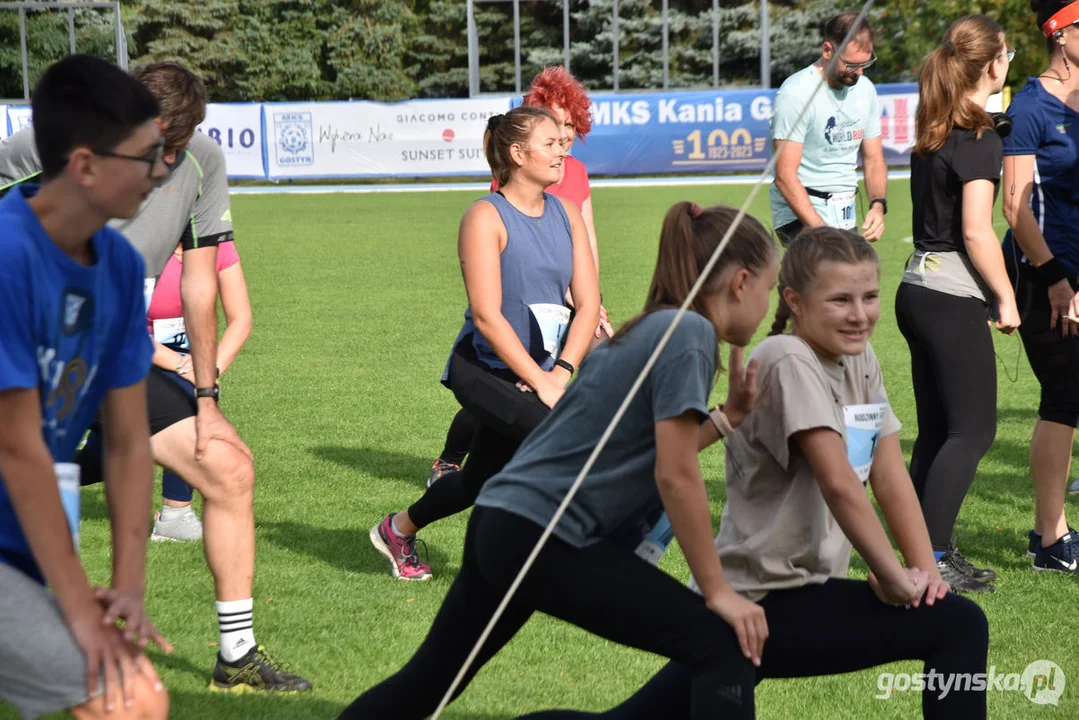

{"left": 447, "top": 192, "right": 574, "bottom": 377}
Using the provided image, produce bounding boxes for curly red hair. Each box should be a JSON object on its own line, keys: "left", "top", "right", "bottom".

{"left": 521, "top": 66, "right": 593, "bottom": 140}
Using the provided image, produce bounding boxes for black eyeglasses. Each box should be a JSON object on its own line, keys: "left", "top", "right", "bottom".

{"left": 94, "top": 140, "right": 165, "bottom": 179}
{"left": 839, "top": 50, "right": 877, "bottom": 71}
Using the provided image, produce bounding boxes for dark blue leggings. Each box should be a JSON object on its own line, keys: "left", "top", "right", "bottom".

{"left": 517, "top": 579, "right": 989, "bottom": 720}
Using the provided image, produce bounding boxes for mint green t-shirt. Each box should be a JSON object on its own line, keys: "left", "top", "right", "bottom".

{"left": 768, "top": 64, "right": 881, "bottom": 229}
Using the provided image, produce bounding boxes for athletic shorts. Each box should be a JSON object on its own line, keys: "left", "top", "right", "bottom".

{"left": 1007, "top": 254, "right": 1079, "bottom": 427}
{"left": 0, "top": 564, "right": 103, "bottom": 718}
{"left": 146, "top": 366, "right": 197, "bottom": 435}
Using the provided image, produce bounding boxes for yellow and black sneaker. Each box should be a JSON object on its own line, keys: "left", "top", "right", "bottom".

{"left": 209, "top": 645, "right": 313, "bottom": 694}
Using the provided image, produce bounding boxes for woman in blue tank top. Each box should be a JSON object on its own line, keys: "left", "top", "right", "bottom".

{"left": 369, "top": 107, "right": 601, "bottom": 581}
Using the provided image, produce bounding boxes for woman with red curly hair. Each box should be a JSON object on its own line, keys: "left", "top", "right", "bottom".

{"left": 425, "top": 67, "right": 612, "bottom": 490}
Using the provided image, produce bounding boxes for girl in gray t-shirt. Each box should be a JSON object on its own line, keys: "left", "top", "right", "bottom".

{"left": 340, "top": 202, "right": 779, "bottom": 720}
{"left": 521, "top": 227, "right": 990, "bottom": 719}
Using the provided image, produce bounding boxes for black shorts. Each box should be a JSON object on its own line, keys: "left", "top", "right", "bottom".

{"left": 1007, "top": 254, "right": 1079, "bottom": 427}
{"left": 775, "top": 220, "right": 804, "bottom": 248}
{"left": 90, "top": 366, "right": 195, "bottom": 437}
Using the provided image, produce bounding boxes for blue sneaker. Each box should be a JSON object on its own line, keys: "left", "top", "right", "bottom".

{"left": 1028, "top": 526, "right": 1078, "bottom": 558}
{"left": 1070, "top": 477, "right": 1079, "bottom": 495}
{"left": 1033, "top": 532, "right": 1079, "bottom": 574}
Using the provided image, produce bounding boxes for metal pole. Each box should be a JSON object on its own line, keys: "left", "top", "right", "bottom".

{"left": 68, "top": 7, "right": 76, "bottom": 54}
{"left": 467, "top": 0, "right": 479, "bottom": 97}
{"left": 612, "top": 0, "right": 619, "bottom": 91}
{"left": 114, "top": 2, "right": 122, "bottom": 67}
{"left": 662, "top": 0, "right": 669, "bottom": 89}
{"left": 760, "top": 0, "right": 770, "bottom": 88}
{"left": 562, "top": 0, "right": 570, "bottom": 71}
{"left": 20, "top": 7, "right": 29, "bottom": 101}
{"left": 712, "top": 0, "right": 719, "bottom": 88}
{"left": 513, "top": 0, "right": 521, "bottom": 93}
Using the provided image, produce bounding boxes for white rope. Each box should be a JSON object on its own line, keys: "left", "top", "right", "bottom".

{"left": 431, "top": 3, "right": 878, "bottom": 715}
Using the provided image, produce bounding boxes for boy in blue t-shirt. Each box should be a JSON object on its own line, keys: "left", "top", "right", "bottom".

{"left": 0, "top": 55, "right": 170, "bottom": 719}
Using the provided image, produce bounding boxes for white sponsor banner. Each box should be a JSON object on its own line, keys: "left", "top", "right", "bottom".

{"left": 197, "top": 103, "right": 265, "bottom": 178}
{"left": 264, "top": 98, "right": 511, "bottom": 179}
{"left": 7, "top": 106, "right": 32, "bottom": 136}
{"left": 0, "top": 106, "right": 8, "bottom": 140}
{"left": 879, "top": 91, "right": 1005, "bottom": 157}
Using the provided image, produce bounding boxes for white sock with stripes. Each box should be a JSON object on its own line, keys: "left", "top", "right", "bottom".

{"left": 217, "top": 598, "right": 255, "bottom": 663}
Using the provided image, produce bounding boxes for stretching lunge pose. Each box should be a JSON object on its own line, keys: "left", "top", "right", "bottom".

{"left": 429, "top": 66, "right": 612, "bottom": 488}
{"left": 342, "top": 201, "right": 778, "bottom": 719}
{"left": 370, "top": 107, "right": 601, "bottom": 581}
{"left": 519, "top": 229, "right": 989, "bottom": 720}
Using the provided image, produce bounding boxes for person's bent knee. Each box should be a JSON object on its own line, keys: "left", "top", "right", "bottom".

{"left": 200, "top": 443, "right": 255, "bottom": 502}
{"left": 70, "top": 675, "right": 169, "bottom": 720}
{"left": 936, "top": 593, "right": 989, "bottom": 656}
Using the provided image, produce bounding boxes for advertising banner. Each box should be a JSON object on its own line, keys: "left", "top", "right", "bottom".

{"left": 196, "top": 103, "right": 266, "bottom": 178}
{"left": 263, "top": 98, "right": 511, "bottom": 179}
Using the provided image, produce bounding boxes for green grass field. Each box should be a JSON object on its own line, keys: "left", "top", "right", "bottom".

{"left": 15, "top": 179, "right": 1079, "bottom": 719}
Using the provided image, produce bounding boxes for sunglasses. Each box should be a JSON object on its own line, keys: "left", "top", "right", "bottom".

{"left": 838, "top": 50, "right": 877, "bottom": 71}
{"left": 94, "top": 139, "right": 165, "bottom": 179}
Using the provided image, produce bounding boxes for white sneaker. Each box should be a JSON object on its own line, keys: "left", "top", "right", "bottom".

{"left": 151, "top": 507, "right": 203, "bottom": 542}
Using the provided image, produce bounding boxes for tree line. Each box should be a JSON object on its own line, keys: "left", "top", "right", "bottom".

{"left": 0, "top": 0, "right": 1055, "bottom": 103}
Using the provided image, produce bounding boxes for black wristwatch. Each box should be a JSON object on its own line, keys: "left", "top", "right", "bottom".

{"left": 195, "top": 385, "right": 220, "bottom": 402}
{"left": 870, "top": 198, "right": 888, "bottom": 215}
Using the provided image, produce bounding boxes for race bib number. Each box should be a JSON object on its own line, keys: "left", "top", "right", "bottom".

{"left": 153, "top": 317, "right": 188, "bottom": 350}
{"left": 843, "top": 403, "right": 887, "bottom": 484}
{"left": 55, "top": 462, "right": 81, "bottom": 552}
{"left": 529, "top": 303, "right": 571, "bottom": 360}
{"left": 143, "top": 278, "right": 157, "bottom": 313}
{"left": 827, "top": 191, "right": 858, "bottom": 230}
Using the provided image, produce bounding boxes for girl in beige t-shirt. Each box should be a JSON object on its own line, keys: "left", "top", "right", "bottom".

{"left": 522, "top": 227, "right": 990, "bottom": 719}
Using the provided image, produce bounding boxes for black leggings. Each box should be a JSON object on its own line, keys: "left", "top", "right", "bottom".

{"left": 408, "top": 347, "right": 548, "bottom": 530}
{"left": 438, "top": 407, "right": 476, "bottom": 467}
{"left": 519, "top": 578, "right": 988, "bottom": 720}
{"left": 339, "top": 507, "right": 756, "bottom": 720}
{"left": 895, "top": 283, "right": 997, "bottom": 551}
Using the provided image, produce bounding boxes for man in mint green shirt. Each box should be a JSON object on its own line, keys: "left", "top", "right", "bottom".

{"left": 769, "top": 12, "right": 888, "bottom": 246}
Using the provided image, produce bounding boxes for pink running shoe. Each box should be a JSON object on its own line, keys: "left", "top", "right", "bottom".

{"left": 370, "top": 514, "right": 433, "bottom": 581}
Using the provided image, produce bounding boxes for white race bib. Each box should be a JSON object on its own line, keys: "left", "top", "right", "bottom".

{"left": 529, "top": 303, "right": 572, "bottom": 360}
{"left": 153, "top": 317, "right": 188, "bottom": 348}
{"left": 55, "top": 462, "right": 81, "bottom": 552}
{"left": 143, "top": 278, "right": 157, "bottom": 312}
{"left": 826, "top": 190, "right": 858, "bottom": 230}
{"left": 843, "top": 403, "right": 887, "bottom": 484}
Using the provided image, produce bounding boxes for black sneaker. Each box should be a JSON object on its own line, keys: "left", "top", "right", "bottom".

{"left": 426, "top": 459, "right": 460, "bottom": 488}
{"left": 1033, "top": 532, "right": 1079, "bottom": 574}
{"left": 946, "top": 546, "right": 997, "bottom": 583}
{"left": 1028, "top": 526, "right": 1078, "bottom": 558}
{"left": 210, "top": 645, "right": 313, "bottom": 694}
{"left": 937, "top": 553, "right": 995, "bottom": 594}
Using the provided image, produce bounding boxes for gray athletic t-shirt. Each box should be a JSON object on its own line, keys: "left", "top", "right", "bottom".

{"left": 476, "top": 309, "right": 718, "bottom": 549}
{"left": 0, "top": 129, "right": 233, "bottom": 278}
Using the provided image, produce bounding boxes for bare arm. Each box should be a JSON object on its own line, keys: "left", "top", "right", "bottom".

{"left": 657, "top": 412, "right": 769, "bottom": 664}
{"left": 180, "top": 244, "right": 220, "bottom": 387}
{"left": 963, "top": 179, "right": 1019, "bottom": 332}
{"left": 460, "top": 202, "right": 550, "bottom": 390}
{"left": 151, "top": 339, "right": 187, "bottom": 374}
{"left": 216, "top": 262, "right": 252, "bottom": 377}
{"left": 558, "top": 197, "right": 600, "bottom": 370}
{"left": 1003, "top": 153, "right": 1076, "bottom": 333}
{"left": 772, "top": 139, "right": 826, "bottom": 227}
{"left": 580, "top": 197, "right": 600, "bottom": 273}
{"left": 859, "top": 137, "right": 887, "bottom": 241}
{"left": 0, "top": 388, "right": 95, "bottom": 616}
{"left": 797, "top": 428, "right": 909, "bottom": 586}
{"left": 868, "top": 434, "right": 936, "bottom": 573}
{"left": 101, "top": 381, "right": 154, "bottom": 595}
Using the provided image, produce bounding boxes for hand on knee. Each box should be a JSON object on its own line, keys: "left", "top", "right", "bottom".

{"left": 72, "top": 673, "right": 169, "bottom": 720}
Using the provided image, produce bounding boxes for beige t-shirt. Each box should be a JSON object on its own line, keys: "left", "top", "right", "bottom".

{"left": 694, "top": 334, "right": 901, "bottom": 601}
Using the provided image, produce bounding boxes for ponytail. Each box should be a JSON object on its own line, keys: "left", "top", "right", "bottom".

{"left": 769, "top": 293, "right": 793, "bottom": 336}
{"left": 914, "top": 15, "right": 1003, "bottom": 155}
